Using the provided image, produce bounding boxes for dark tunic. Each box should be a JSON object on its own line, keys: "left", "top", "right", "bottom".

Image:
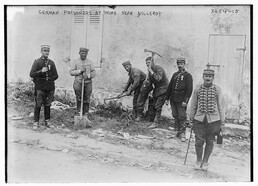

{"left": 166, "top": 70, "right": 193, "bottom": 103}
{"left": 147, "top": 64, "right": 169, "bottom": 98}
{"left": 123, "top": 67, "right": 146, "bottom": 93}
{"left": 30, "top": 57, "right": 58, "bottom": 90}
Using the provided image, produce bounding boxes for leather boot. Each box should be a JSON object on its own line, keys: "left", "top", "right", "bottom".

{"left": 201, "top": 162, "right": 209, "bottom": 171}
{"left": 34, "top": 106, "right": 41, "bottom": 123}
{"left": 83, "top": 103, "right": 89, "bottom": 116}
{"left": 154, "top": 113, "right": 161, "bottom": 124}
{"left": 194, "top": 161, "right": 202, "bottom": 170}
{"left": 178, "top": 120, "right": 186, "bottom": 141}
{"left": 180, "top": 132, "right": 186, "bottom": 142}
{"left": 136, "top": 114, "right": 142, "bottom": 122}
{"left": 76, "top": 100, "right": 81, "bottom": 115}
{"left": 44, "top": 106, "right": 50, "bottom": 121}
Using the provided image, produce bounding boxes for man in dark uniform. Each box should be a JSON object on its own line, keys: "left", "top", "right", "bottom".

{"left": 70, "top": 47, "right": 96, "bottom": 120}
{"left": 119, "top": 61, "right": 147, "bottom": 119}
{"left": 30, "top": 45, "right": 58, "bottom": 128}
{"left": 145, "top": 57, "right": 169, "bottom": 129}
{"left": 189, "top": 69, "right": 225, "bottom": 171}
{"left": 166, "top": 57, "right": 193, "bottom": 142}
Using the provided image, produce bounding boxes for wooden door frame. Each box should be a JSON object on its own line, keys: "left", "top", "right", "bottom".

{"left": 207, "top": 34, "right": 246, "bottom": 104}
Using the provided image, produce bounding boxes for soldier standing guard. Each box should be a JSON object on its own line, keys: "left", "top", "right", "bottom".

{"left": 166, "top": 57, "right": 193, "bottom": 142}
{"left": 30, "top": 45, "right": 59, "bottom": 127}
{"left": 189, "top": 69, "right": 225, "bottom": 171}
{"left": 119, "top": 61, "right": 147, "bottom": 119}
{"left": 70, "top": 47, "right": 96, "bottom": 120}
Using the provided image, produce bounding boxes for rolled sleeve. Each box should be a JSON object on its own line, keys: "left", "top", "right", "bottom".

{"left": 70, "top": 61, "right": 81, "bottom": 76}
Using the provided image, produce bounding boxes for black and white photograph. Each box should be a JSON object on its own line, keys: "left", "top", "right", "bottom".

{"left": 4, "top": 2, "right": 253, "bottom": 183}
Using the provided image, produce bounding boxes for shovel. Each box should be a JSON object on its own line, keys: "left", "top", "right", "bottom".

{"left": 74, "top": 78, "right": 91, "bottom": 130}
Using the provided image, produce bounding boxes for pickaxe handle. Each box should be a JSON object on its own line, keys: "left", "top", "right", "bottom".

{"left": 104, "top": 94, "right": 127, "bottom": 101}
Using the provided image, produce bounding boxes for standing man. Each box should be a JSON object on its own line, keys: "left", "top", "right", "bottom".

{"left": 30, "top": 45, "right": 58, "bottom": 127}
{"left": 189, "top": 69, "right": 225, "bottom": 171}
{"left": 145, "top": 57, "right": 169, "bottom": 129}
{"left": 70, "top": 47, "right": 96, "bottom": 120}
{"left": 119, "top": 61, "right": 147, "bottom": 120}
{"left": 166, "top": 57, "right": 193, "bottom": 142}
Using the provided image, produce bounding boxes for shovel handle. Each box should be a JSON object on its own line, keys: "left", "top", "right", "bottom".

{"left": 80, "top": 78, "right": 85, "bottom": 118}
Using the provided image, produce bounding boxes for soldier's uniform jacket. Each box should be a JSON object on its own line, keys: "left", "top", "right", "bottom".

{"left": 30, "top": 57, "right": 58, "bottom": 90}
{"left": 147, "top": 65, "right": 169, "bottom": 97}
{"left": 166, "top": 70, "right": 193, "bottom": 103}
{"left": 124, "top": 67, "right": 146, "bottom": 93}
{"left": 189, "top": 84, "right": 225, "bottom": 123}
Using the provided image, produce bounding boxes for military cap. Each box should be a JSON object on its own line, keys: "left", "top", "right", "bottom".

{"left": 176, "top": 57, "right": 186, "bottom": 63}
{"left": 122, "top": 61, "right": 131, "bottom": 66}
{"left": 203, "top": 69, "right": 215, "bottom": 75}
{"left": 79, "top": 47, "right": 89, "bottom": 53}
{"left": 41, "top": 45, "right": 50, "bottom": 51}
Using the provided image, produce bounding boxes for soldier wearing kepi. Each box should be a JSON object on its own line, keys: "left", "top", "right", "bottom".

{"left": 30, "top": 45, "right": 58, "bottom": 128}
{"left": 189, "top": 69, "right": 225, "bottom": 171}
{"left": 145, "top": 56, "right": 169, "bottom": 129}
{"left": 70, "top": 47, "right": 96, "bottom": 120}
{"left": 119, "top": 61, "right": 147, "bottom": 119}
{"left": 166, "top": 57, "right": 193, "bottom": 142}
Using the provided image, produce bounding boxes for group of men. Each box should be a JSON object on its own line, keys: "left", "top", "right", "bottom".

{"left": 119, "top": 53, "right": 225, "bottom": 171}
{"left": 29, "top": 45, "right": 225, "bottom": 171}
{"left": 30, "top": 46, "right": 96, "bottom": 126}
{"left": 120, "top": 56, "right": 193, "bottom": 143}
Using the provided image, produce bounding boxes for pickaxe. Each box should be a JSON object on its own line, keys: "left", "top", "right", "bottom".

{"left": 144, "top": 49, "right": 163, "bottom": 59}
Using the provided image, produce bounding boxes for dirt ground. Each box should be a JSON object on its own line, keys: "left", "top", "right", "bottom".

{"left": 6, "top": 83, "right": 251, "bottom": 182}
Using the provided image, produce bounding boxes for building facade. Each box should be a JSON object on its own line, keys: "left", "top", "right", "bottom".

{"left": 7, "top": 5, "right": 251, "bottom": 119}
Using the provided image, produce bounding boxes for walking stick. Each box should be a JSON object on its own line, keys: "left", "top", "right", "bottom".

{"left": 184, "top": 127, "right": 193, "bottom": 165}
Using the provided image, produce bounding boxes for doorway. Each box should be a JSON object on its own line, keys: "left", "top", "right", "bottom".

{"left": 207, "top": 34, "right": 246, "bottom": 119}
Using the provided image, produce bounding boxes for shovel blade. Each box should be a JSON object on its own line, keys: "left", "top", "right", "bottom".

{"left": 74, "top": 115, "right": 91, "bottom": 130}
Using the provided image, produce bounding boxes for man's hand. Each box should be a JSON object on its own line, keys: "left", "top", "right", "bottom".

{"left": 80, "top": 67, "right": 86, "bottom": 73}
{"left": 188, "top": 120, "right": 193, "bottom": 128}
{"left": 220, "top": 123, "right": 226, "bottom": 132}
{"left": 42, "top": 67, "right": 48, "bottom": 73}
{"left": 182, "top": 102, "right": 187, "bottom": 107}
{"left": 147, "top": 66, "right": 154, "bottom": 74}
{"left": 165, "top": 100, "right": 169, "bottom": 106}
{"left": 143, "top": 80, "right": 150, "bottom": 86}
{"left": 83, "top": 74, "right": 89, "bottom": 79}
{"left": 117, "top": 92, "right": 124, "bottom": 98}
{"left": 124, "top": 90, "right": 131, "bottom": 96}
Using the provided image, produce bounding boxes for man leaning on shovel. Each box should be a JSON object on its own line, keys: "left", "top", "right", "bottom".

{"left": 70, "top": 47, "right": 96, "bottom": 123}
